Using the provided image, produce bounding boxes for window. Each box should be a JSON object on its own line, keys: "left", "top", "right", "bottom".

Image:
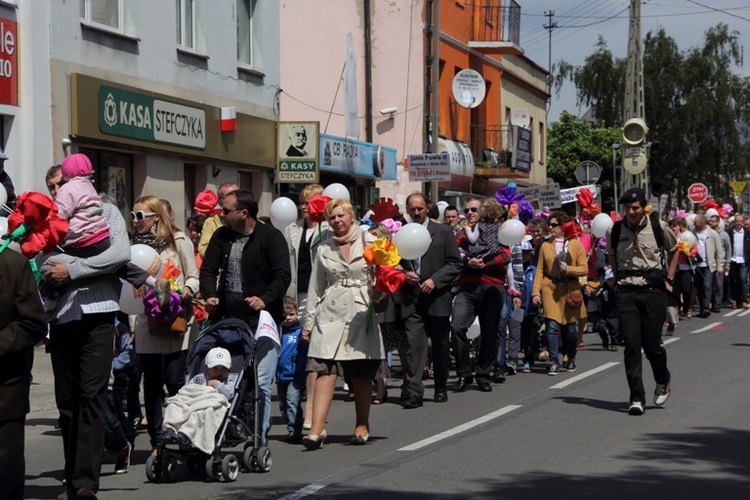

{"left": 176, "top": 0, "right": 196, "bottom": 50}
{"left": 237, "top": 0, "right": 257, "bottom": 67}
{"left": 80, "top": 0, "right": 122, "bottom": 31}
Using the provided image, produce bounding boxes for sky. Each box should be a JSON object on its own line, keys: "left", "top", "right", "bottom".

{"left": 517, "top": 0, "right": 750, "bottom": 123}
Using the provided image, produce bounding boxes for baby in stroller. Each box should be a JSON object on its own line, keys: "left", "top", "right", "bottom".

{"left": 161, "top": 347, "right": 234, "bottom": 447}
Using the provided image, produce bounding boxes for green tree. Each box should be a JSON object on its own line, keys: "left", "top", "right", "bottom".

{"left": 547, "top": 111, "right": 621, "bottom": 211}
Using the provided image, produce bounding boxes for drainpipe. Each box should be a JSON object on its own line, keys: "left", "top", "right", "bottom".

{"left": 364, "top": 0, "right": 373, "bottom": 143}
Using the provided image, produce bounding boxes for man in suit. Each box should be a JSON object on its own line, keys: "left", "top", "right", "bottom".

{"left": 727, "top": 214, "right": 750, "bottom": 309}
{"left": 400, "top": 193, "right": 462, "bottom": 408}
{"left": 0, "top": 250, "right": 47, "bottom": 499}
{"left": 692, "top": 215, "right": 724, "bottom": 317}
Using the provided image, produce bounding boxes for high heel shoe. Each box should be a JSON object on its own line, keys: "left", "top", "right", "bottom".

{"left": 302, "top": 429, "right": 327, "bottom": 450}
{"left": 350, "top": 434, "right": 369, "bottom": 445}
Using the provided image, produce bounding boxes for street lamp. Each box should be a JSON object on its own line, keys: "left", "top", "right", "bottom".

{"left": 612, "top": 143, "right": 621, "bottom": 214}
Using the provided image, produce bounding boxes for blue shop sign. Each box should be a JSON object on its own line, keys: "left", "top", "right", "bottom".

{"left": 319, "top": 134, "right": 397, "bottom": 180}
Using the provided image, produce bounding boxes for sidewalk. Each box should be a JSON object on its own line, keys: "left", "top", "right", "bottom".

{"left": 30, "top": 344, "right": 58, "bottom": 414}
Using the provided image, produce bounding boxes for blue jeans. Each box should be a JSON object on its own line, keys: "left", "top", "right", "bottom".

{"left": 255, "top": 337, "right": 278, "bottom": 445}
{"left": 545, "top": 319, "right": 578, "bottom": 366}
{"left": 496, "top": 293, "right": 511, "bottom": 368}
{"left": 277, "top": 380, "right": 304, "bottom": 434}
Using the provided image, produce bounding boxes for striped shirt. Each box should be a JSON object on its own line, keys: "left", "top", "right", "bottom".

{"left": 37, "top": 203, "right": 131, "bottom": 325}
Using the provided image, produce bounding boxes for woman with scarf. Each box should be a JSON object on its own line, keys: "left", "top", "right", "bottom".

{"left": 131, "top": 195, "right": 199, "bottom": 456}
{"left": 531, "top": 212, "right": 588, "bottom": 375}
{"left": 301, "top": 199, "right": 385, "bottom": 449}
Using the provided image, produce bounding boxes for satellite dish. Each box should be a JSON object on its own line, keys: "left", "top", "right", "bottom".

{"left": 452, "top": 69, "right": 486, "bottom": 109}
{"left": 510, "top": 108, "right": 531, "bottom": 129}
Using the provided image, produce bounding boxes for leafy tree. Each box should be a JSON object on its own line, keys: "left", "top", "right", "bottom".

{"left": 547, "top": 111, "right": 621, "bottom": 211}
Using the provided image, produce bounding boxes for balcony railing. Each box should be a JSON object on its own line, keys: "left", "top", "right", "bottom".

{"left": 472, "top": 1, "right": 521, "bottom": 46}
{"left": 471, "top": 124, "right": 513, "bottom": 166}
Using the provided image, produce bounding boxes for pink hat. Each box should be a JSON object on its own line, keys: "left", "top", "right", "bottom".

{"left": 61, "top": 153, "right": 93, "bottom": 178}
{"left": 194, "top": 190, "right": 221, "bottom": 216}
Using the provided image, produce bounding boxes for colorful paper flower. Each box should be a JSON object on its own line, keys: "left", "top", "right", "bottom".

{"left": 675, "top": 208, "right": 689, "bottom": 220}
{"left": 722, "top": 203, "right": 734, "bottom": 216}
{"left": 644, "top": 205, "right": 653, "bottom": 216}
{"left": 307, "top": 194, "right": 332, "bottom": 224}
{"left": 363, "top": 237, "right": 401, "bottom": 267}
{"left": 143, "top": 288, "right": 184, "bottom": 323}
{"left": 374, "top": 265, "right": 407, "bottom": 294}
{"left": 518, "top": 201, "right": 535, "bottom": 224}
{"left": 562, "top": 221, "right": 581, "bottom": 240}
{"left": 370, "top": 197, "right": 400, "bottom": 223}
{"left": 5, "top": 192, "right": 68, "bottom": 258}
{"left": 380, "top": 218, "right": 402, "bottom": 235}
{"left": 495, "top": 183, "right": 525, "bottom": 206}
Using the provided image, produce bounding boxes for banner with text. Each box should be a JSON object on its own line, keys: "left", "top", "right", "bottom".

{"left": 407, "top": 152, "right": 451, "bottom": 182}
{"left": 518, "top": 183, "right": 561, "bottom": 209}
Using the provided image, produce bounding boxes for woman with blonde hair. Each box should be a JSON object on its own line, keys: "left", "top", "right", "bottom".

{"left": 301, "top": 199, "right": 385, "bottom": 449}
{"left": 130, "top": 195, "right": 199, "bottom": 455}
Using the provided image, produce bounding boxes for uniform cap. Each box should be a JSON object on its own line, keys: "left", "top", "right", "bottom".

{"left": 205, "top": 347, "right": 232, "bottom": 369}
{"left": 618, "top": 187, "right": 646, "bottom": 204}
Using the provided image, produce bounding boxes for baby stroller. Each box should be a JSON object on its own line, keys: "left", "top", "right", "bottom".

{"left": 145, "top": 318, "right": 271, "bottom": 483}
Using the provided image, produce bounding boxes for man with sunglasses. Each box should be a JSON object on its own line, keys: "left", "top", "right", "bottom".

{"left": 197, "top": 182, "right": 239, "bottom": 258}
{"left": 200, "top": 189, "right": 291, "bottom": 445}
{"left": 607, "top": 187, "right": 678, "bottom": 416}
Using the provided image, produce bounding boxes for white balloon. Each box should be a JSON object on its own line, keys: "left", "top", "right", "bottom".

{"left": 679, "top": 231, "right": 697, "bottom": 247}
{"left": 687, "top": 213, "right": 696, "bottom": 230}
{"left": 0, "top": 216, "right": 7, "bottom": 236}
{"left": 119, "top": 281, "right": 145, "bottom": 315}
{"left": 269, "top": 197, "right": 298, "bottom": 230}
{"left": 591, "top": 213, "right": 614, "bottom": 238}
{"left": 498, "top": 219, "right": 525, "bottom": 246}
{"left": 436, "top": 201, "right": 449, "bottom": 221}
{"left": 130, "top": 244, "right": 163, "bottom": 276}
{"left": 466, "top": 316, "right": 481, "bottom": 340}
{"left": 705, "top": 208, "right": 719, "bottom": 219}
{"left": 393, "top": 223, "right": 432, "bottom": 260}
{"left": 322, "top": 183, "right": 351, "bottom": 201}
{"left": 0, "top": 183, "right": 6, "bottom": 206}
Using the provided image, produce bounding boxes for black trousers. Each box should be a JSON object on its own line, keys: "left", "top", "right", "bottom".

{"left": 0, "top": 417, "right": 25, "bottom": 500}
{"left": 403, "top": 310, "right": 450, "bottom": 398}
{"left": 616, "top": 288, "right": 670, "bottom": 404}
{"left": 139, "top": 350, "right": 187, "bottom": 448}
{"left": 451, "top": 283, "right": 504, "bottom": 384}
{"left": 50, "top": 312, "right": 116, "bottom": 493}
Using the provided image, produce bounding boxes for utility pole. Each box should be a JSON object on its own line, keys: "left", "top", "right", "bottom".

{"left": 620, "top": 0, "right": 649, "bottom": 195}
{"left": 423, "top": 0, "right": 440, "bottom": 201}
{"left": 544, "top": 10, "right": 557, "bottom": 109}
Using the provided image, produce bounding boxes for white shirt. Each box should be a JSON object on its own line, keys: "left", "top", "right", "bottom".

{"left": 696, "top": 229, "right": 708, "bottom": 267}
{"left": 733, "top": 229, "right": 745, "bottom": 263}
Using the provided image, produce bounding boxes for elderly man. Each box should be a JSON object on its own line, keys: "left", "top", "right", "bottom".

{"left": 399, "top": 193, "right": 462, "bottom": 408}
{"left": 708, "top": 215, "right": 730, "bottom": 311}
{"left": 692, "top": 214, "right": 723, "bottom": 318}
{"left": 728, "top": 214, "right": 750, "bottom": 309}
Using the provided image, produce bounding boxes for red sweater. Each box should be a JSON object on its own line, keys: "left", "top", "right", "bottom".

{"left": 455, "top": 246, "right": 512, "bottom": 286}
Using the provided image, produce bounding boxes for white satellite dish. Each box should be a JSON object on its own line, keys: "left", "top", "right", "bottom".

{"left": 510, "top": 108, "right": 531, "bottom": 129}
{"left": 452, "top": 69, "right": 486, "bottom": 109}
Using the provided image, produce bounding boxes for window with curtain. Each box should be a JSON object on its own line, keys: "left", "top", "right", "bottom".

{"left": 176, "top": 0, "right": 195, "bottom": 49}
{"left": 237, "top": 0, "right": 256, "bottom": 66}
{"left": 80, "top": 0, "right": 121, "bottom": 30}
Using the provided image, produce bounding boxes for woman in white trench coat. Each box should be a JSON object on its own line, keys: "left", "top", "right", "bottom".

{"left": 301, "top": 199, "right": 385, "bottom": 449}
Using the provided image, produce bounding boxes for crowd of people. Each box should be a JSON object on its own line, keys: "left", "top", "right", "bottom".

{"left": 7, "top": 156, "right": 730, "bottom": 497}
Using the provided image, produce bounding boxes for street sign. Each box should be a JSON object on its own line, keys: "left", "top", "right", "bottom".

{"left": 574, "top": 161, "right": 601, "bottom": 185}
{"left": 687, "top": 183, "right": 708, "bottom": 203}
{"left": 730, "top": 180, "right": 747, "bottom": 197}
{"left": 407, "top": 152, "right": 451, "bottom": 181}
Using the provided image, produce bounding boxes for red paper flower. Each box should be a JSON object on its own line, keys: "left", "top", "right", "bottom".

{"left": 576, "top": 188, "right": 594, "bottom": 208}
{"left": 703, "top": 200, "right": 720, "bottom": 212}
{"left": 374, "top": 265, "right": 407, "bottom": 294}
{"left": 370, "top": 197, "right": 400, "bottom": 223}
{"left": 161, "top": 259, "right": 181, "bottom": 280}
{"left": 7, "top": 192, "right": 69, "bottom": 258}
{"left": 307, "top": 194, "right": 332, "bottom": 223}
{"left": 562, "top": 221, "right": 581, "bottom": 240}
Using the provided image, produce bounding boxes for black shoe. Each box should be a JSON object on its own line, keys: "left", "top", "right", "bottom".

{"left": 176, "top": 432, "right": 191, "bottom": 446}
{"left": 698, "top": 310, "right": 711, "bottom": 318}
{"left": 711, "top": 307, "right": 721, "bottom": 313}
{"left": 493, "top": 370, "right": 507, "bottom": 383}
{"left": 478, "top": 382, "right": 493, "bottom": 392}
{"left": 401, "top": 396, "right": 423, "bottom": 409}
{"left": 453, "top": 376, "right": 473, "bottom": 392}
{"left": 433, "top": 391, "right": 448, "bottom": 403}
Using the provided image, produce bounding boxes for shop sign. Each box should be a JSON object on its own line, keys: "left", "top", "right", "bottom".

{"left": 278, "top": 122, "right": 319, "bottom": 183}
{"left": 99, "top": 85, "right": 206, "bottom": 149}
{"left": 278, "top": 160, "right": 318, "bottom": 182}
{"left": 518, "top": 183, "right": 561, "bottom": 209}
{"left": 407, "top": 152, "right": 451, "bottom": 181}
{"left": 320, "top": 134, "right": 397, "bottom": 180}
{"left": 512, "top": 125, "right": 532, "bottom": 172}
{"left": 0, "top": 17, "right": 18, "bottom": 106}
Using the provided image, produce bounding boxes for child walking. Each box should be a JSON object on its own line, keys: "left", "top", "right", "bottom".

{"left": 276, "top": 296, "right": 308, "bottom": 442}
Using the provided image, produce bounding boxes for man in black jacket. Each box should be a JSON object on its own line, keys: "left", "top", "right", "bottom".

{"left": 200, "top": 189, "right": 291, "bottom": 445}
{"left": 726, "top": 214, "right": 750, "bottom": 309}
{"left": 0, "top": 250, "right": 48, "bottom": 499}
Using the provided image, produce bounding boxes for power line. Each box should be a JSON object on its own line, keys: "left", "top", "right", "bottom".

{"left": 685, "top": 0, "right": 750, "bottom": 23}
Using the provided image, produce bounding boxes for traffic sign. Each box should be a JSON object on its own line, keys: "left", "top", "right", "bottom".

{"left": 687, "top": 183, "right": 708, "bottom": 203}
{"left": 575, "top": 161, "right": 601, "bottom": 185}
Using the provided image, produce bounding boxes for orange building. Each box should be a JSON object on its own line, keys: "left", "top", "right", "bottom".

{"left": 435, "top": 0, "right": 548, "bottom": 200}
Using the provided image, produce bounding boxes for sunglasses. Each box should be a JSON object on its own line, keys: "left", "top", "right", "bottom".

{"left": 131, "top": 210, "right": 157, "bottom": 221}
{"left": 464, "top": 207, "right": 479, "bottom": 214}
{"left": 548, "top": 222, "right": 561, "bottom": 228}
{"left": 222, "top": 207, "right": 243, "bottom": 216}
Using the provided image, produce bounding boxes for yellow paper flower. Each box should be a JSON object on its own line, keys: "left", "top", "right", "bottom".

{"left": 364, "top": 237, "right": 401, "bottom": 267}
{"left": 644, "top": 205, "right": 653, "bottom": 216}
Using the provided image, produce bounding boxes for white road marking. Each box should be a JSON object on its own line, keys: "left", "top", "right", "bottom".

{"left": 723, "top": 309, "right": 742, "bottom": 317}
{"left": 398, "top": 405, "right": 522, "bottom": 451}
{"left": 738, "top": 309, "right": 750, "bottom": 317}
{"left": 279, "top": 483, "right": 329, "bottom": 500}
{"left": 691, "top": 322, "right": 722, "bottom": 333}
{"left": 549, "top": 361, "right": 620, "bottom": 389}
{"left": 663, "top": 337, "right": 680, "bottom": 345}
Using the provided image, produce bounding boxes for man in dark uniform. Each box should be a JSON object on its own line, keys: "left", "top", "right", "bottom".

{"left": 607, "top": 187, "right": 678, "bottom": 415}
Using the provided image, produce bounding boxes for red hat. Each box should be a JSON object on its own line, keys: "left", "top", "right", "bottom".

{"left": 194, "top": 190, "right": 221, "bottom": 216}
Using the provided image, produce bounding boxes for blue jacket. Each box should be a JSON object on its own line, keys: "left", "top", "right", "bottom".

{"left": 276, "top": 322, "right": 308, "bottom": 383}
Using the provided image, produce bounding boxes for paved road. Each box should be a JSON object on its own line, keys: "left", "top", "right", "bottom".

{"left": 24, "top": 309, "right": 750, "bottom": 499}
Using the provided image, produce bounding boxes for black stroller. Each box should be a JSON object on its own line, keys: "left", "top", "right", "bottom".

{"left": 145, "top": 318, "right": 271, "bottom": 483}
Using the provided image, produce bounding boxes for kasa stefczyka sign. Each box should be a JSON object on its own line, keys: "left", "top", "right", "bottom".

{"left": 98, "top": 85, "right": 206, "bottom": 149}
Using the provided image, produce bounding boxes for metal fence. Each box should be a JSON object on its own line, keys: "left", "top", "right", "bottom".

{"left": 470, "top": 124, "right": 513, "bottom": 166}
{"left": 472, "top": 1, "right": 521, "bottom": 46}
